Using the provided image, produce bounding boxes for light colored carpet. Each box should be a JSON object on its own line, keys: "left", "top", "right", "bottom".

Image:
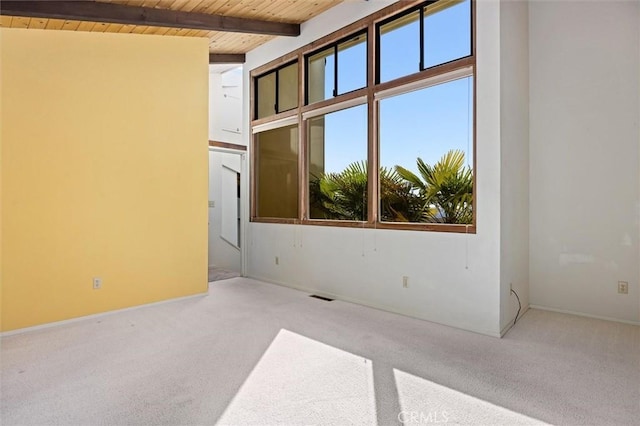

{"left": 1, "top": 278, "right": 638, "bottom": 425}
{"left": 208, "top": 267, "right": 241, "bottom": 283}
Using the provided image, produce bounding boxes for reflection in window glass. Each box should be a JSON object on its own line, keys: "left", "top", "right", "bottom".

{"left": 307, "top": 47, "right": 335, "bottom": 104}
{"left": 378, "top": 77, "right": 474, "bottom": 224}
{"left": 337, "top": 33, "right": 367, "bottom": 95}
{"left": 255, "top": 125, "right": 299, "bottom": 218}
{"left": 308, "top": 104, "right": 368, "bottom": 221}
{"left": 255, "top": 62, "right": 299, "bottom": 119}
{"left": 256, "top": 72, "right": 276, "bottom": 118}
{"left": 278, "top": 62, "right": 299, "bottom": 112}
{"left": 424, "top": 0, "right": 471, "bottom": 68}
{"left": 379, "top": 10, "right": 420, "bottom": 83}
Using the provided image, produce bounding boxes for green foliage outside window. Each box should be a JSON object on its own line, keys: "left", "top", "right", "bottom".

{"left": 309, "top": 149, "right": 472, "bottom": 224}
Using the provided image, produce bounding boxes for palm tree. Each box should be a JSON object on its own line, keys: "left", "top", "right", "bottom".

{"left": 309, "top": 161, "right": 423, "bottom": 222}
{"left": 395, "top": 150, "right": 473, "bottom": 224}
{"left": 378, "top": 167, "right": 424, "bottom": 222}
{"left": 309, "top": 161, "right": 368, "bottom": 221}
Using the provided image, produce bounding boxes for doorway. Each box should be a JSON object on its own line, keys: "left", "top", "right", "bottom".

{"left": 208, "top": 147, "right": 246, "bottom": 281}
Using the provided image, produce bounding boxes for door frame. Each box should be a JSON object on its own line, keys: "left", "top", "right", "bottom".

{"left": 208, "top": 143, "right": 248, "bottom": 277}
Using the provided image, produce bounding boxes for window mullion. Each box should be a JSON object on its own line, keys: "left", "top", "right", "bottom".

{"left": 298, "top": 52, "right": 307, "bottom": 221}
{"left": 367, "top": 95, "right": 378, "bottom": 225}
{"left": 304, "top": 56, "right": 310, "bottom": 105}
{"left": 367, "top": 23, "right": 377, "bottom": 224}
{"left": 298, "top": 120, "right": 306, "bottom": 221}
{"left": 253, "top": 78, "right": 258, "bottom": 121}
{"left": 374, "top": 22, "right": 381, "bottom": 85}
{"left": 419, "top": 7, "right": 424, "bottom": 71}
{"left": 333, "top": 44, "right": 338, "bottom": 97}
{"left": 274, "top": 69, "right": 280, "bottom": 114}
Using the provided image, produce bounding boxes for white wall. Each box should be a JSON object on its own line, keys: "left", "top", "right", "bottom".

{"left": 529, "top": 0, "right": 640, "bottom": 323}
{"left": 209, "top": 66, "right": 243, "bottom": 145}
{"left": 244, "top": 1, "right": 505, "bottom": 336}
{"left": 499, "top": 0, "right": 530, "bottom": 331}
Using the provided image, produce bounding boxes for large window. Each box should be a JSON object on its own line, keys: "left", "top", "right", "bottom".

{"left": 251, "top": 0, "right": 475, "bottom": 232}
{"left": 378, "top": 10, "right": 421, "bottom": 83}
{"left": 423, "top": 0, "right": 471, "bottom": 68}
{"left": 306, "top": 32, "right": 367, "bottom": 105}
{"left": 377, "top": 0, "right": 472, "bottom": 83}
{"left": 254, "top": 124, "right": 299, "bottom": 218}
{"left": 379, "top": 76, "right": 474, "bottom": 224}
{"left": 255, "top": 62, "right": 299, "bottom": 119}
{"left": 308, "top": 103, "right": 368, "bottom": 221}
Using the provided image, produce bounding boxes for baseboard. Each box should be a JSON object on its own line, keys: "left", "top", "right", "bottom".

{"left": 1, "top": 292, "right": 209, "bottom": 337}
{"left": 500, "top": 305, "right": 531, "bottom": 337}
{"left": 529, "top": 304, "right": 640, "bottom": 326}
{"left": 246, "top": 274, "right": 503, "bottom": 338}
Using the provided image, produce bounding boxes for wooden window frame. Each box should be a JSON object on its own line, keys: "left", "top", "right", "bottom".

{"left": 304, "top": 29, "right": 369, "bottom": 105}
{"left": 254, "top": 60, "right": 299, "bottom": 120}
{"left": 305, "top": 98, "right": 370, "bottom": 223}
{"left": 250, "top": 0, "right": 476, "bottom": 234}
{"left": 252, "top": 122, "right": 301, "bottom": 222}
{"left": 375, "top": 3, "right": 425, "bottom": 85}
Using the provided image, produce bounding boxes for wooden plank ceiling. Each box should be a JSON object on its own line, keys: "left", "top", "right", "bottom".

{"left": 0, "top": 0, "right": 344, "bottom": 56}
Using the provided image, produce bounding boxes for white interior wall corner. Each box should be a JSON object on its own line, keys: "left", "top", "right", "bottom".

{"left": 239, "top": 0, "right": 640, "bottom": 331}
{"left": 499, "top": 0, "right": 530, "bottom": 332}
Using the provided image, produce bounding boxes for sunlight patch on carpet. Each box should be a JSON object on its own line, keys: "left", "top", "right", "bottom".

{"left": 216, "top": 329, "right": 377, "bottom": 425}
{"left": 394, "top": 369, "right": 548, "bottom": 425}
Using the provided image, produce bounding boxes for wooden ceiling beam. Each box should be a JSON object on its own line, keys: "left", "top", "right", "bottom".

{"left": 209, "top": 53, "right": 245, "bottom": 64}
{"left": 0, "top": 1, "right": 301, "bottom": 37}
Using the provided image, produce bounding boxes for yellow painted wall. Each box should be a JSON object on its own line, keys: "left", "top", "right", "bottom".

{"left": 0, "top": 28, "right": 209, "bottom": 332}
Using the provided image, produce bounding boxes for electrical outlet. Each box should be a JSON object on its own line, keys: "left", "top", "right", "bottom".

{"left": 275, "top": 256, "right": 279, "bottom": 265}
{"left": 93, "top": 277, "right": 102, "bottom": 290}
{"left": 618, "top": 281, "right": 628, "bottom": 294}
{"left": 402, "top": 276, "right": 409, "bottom": 288}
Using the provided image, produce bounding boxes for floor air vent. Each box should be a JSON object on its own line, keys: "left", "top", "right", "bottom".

{"left": 309, "top": 295, "right": 334, "bottom": 301}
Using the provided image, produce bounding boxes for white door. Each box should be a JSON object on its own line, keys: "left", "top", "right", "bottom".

{"left": 208, "top": 150, "right": 244, "bottom": 273}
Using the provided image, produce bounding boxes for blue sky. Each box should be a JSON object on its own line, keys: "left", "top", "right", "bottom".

{"left": 320, "top": 0, "right": 472, "bottom": 175}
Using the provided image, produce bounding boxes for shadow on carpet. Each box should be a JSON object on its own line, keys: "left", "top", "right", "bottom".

{"left": 208, "top": 267, "right": 241, "bottom": 282}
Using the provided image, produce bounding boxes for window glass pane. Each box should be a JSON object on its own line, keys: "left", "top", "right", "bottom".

{"left": 256, "top": 125, "right": 299, "bottom": 218}
{"left": 378, "top": 76, "right": 474, "bottom": 224}
{"left": 424, "top": 0, "right": 471, "bottom": 68}
{"left": 379, "top": 10, "right": 420, "bottom": 83}
{"left": 337, "top": 33, "right": 367, "bottom": 95}
{"left": 308, "top": 104, "right": 368, "bottom": 221}
{"left": 278, "top": 62, "right": 299, "bottom": 112}
{"left": 256, "top": 72, "right": 276, "bottom": 119}
{"left": 307, "top": 47, "right": 335, "bottom": 104}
